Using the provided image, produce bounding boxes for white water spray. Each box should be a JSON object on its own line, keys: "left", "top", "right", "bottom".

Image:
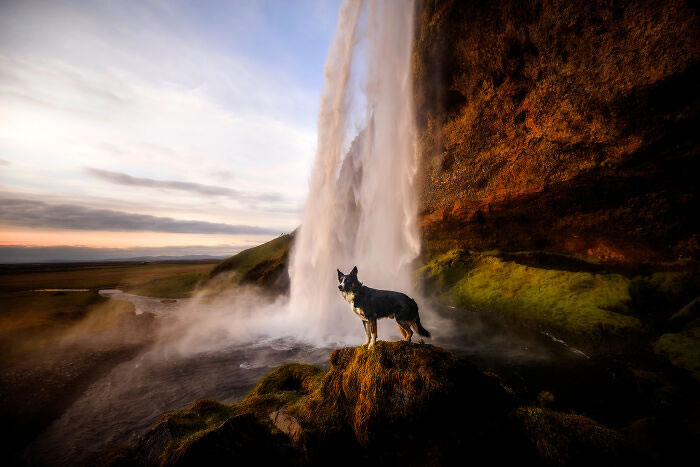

{"left": 288, "top": 0, "right": 420, "bottom": 345}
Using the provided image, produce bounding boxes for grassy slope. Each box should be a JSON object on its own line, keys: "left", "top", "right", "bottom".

{"left": 421, "top": 250, "right": 699, "bottom": 350}
{"left": 208, "top": 233, "right": 293, "bottom": 291}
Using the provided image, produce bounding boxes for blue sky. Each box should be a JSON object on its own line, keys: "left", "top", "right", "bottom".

{"left": 0, "top": 0, "right": 341, "bottom": 261}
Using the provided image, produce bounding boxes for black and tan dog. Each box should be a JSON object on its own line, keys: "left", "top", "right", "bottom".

{"left": 337, "top": 266, "right": 431, "bottom": 348}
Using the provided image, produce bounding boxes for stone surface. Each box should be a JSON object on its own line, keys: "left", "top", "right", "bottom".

{"left": 414, "top": 0, "right": 699, "bottom": 263}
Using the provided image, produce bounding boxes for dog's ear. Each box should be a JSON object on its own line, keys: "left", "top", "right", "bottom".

{"left": 337, "top": 269, "right": 343, "bottom": 281}
{"left": 351, "top": 266, "right": 358, "bottom": 276}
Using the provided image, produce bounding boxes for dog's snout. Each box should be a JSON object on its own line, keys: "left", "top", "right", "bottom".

{"left": 338, "top": 285, "right": 343, "bottom": 290}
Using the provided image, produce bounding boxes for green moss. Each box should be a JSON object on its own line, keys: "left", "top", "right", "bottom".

{"left": 424, "top": 250, "right": 642, "bottom": 338}
{"left": 126, "top": 272, "right": 207, "bottom": 298}
{"left": 653, "top": 328, "right": 700, "bottom": 381}
{"left": 248, "top": 363, "right": 324, "bottom": 396}
{"left": 156, "top": 363, "right": 325, "bottom": 461}
{"left": 645, "top": 272, "right": 698, "bottom": 296}
{"left": 159, "top": 393, "right": 294, "bottom": 462}
{"left": 161, "top": 399, "right": 236, "bottom": 439}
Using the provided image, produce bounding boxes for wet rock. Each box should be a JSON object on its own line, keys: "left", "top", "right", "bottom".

{"left": 269, "top": 409, "right": 304, "bottom": 443}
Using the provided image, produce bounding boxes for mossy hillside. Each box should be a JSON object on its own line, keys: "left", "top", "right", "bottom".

{"left": 422, "top": 250, "right": 642, "bottom": 339}
{"left": 653, "top": 327, "right": 700, "bottom": 381}
{"left": 207, "top": 233, "right": 293, "bottom": 292}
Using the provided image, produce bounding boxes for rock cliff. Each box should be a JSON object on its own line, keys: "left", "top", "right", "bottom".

{"left": 414, "top": 0, "right": 699, "bottom": 263}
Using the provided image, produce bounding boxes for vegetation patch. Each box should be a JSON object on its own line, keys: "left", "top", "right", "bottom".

{"left": 0, "top": 290, "right": 135, "bottom": 366}
{"left": 248, "top": 363, "right": 324, "bottom": 396}
{"left": 208, "top": 233, "right": 293, "bottom": 293}
{"left": 653, "top": 328, "right": 700, "bottom": 381}
{"left": 422, "top": 250, "right": 642, "bottom": 340}
{"left": 126, "top": 272, "right": 208, "bottom": 298}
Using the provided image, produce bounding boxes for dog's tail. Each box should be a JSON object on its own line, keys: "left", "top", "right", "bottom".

{"left": 414, "top": 314, "right": 431, "bottom": 339}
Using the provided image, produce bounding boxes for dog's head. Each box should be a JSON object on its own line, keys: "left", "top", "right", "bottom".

{"left": 337, "top": 266, "right": 360, "bottom": 293}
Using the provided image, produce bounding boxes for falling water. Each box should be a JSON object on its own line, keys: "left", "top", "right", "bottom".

{"left": 288, "top": 0, "right": 420, "bottom": 345}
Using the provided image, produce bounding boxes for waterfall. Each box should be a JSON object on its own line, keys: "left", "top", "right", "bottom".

{"left": 288, "top": 0, "right": 420, "bottom": 345}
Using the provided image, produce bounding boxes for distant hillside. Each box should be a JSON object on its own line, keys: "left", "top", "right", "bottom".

{"left": 209, "top": 233, "right": 294, "bottom": 293}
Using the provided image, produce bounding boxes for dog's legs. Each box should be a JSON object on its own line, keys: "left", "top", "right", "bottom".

{"left": 397, "top": 323, "right": 408, "bottom": 340}
{"left": 362, "top": 320, "right": 371, "bottom": 346}
{"left": 397, "top": 321, "right": 413, "bottom": 342}
{"left": 368, "top": 319, "right": 378, "bottom": 348}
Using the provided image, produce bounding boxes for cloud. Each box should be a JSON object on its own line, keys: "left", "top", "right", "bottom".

{"left": 0, "top": 198, "right": 282, "bottom": 235}
{"left": 0, "top": 244, "right": 245, "bottom": 263}
{"left": 0, "top": 159, "right": 9, "bottom": 165}
{"left": 85, "top": 167, "right": 280, "bottom": 202}
{"left": 0, "top": 0, "right": 332, "bottom": 242}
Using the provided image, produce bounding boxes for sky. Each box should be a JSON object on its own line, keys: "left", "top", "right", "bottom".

{"left": 0, "top": 0, "right": 341, "bottom": 262}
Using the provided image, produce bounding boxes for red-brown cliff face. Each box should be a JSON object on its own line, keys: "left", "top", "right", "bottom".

{"left": 414, "top": 0, "right": 699, "bottom": 263}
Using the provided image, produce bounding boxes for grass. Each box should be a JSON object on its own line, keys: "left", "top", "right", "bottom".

{"left": 248, "top": 363, "right": 325, "bottom": 397}
{"left": 0, "top": 261, "right": 219, "bottom": 294}
{"left": 156, "top": 364, "right": 323, "bottom": 451}
{"left": 653, "top": 327, "right": 700, "bottom": 381}
{"left": 422, "top": 250, "right": 642, "bottom": 339}
{"left": 0, "top": 261, "right": 220, "bottom": 365}
{"left": 126, "top": 272, "right": 208, "bottom": 298}
{"left": 208, "top": 234, "right": 293, "bottom": 290}
{"left": 0, "top": 290, "right": 135, "bottom": 366}
{"left": 210, "top": 234, "right": 292, "bottom": 278}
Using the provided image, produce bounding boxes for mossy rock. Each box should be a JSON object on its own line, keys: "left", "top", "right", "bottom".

{"left": 422, "top": 250, "right": 642, "bottom": 342}
{"left": 516, "top": 407, "right": 627, "bottom": 467}
{"left": 122, "top": 342, "right": 644, "bottom": 466}
{"left": 653, "top": 327, "right": 700, "bottom": 381}
{"left": 248, "top": 363, "right": 324, "bottom": 396}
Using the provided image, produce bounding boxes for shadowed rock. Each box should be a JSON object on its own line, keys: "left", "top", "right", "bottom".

{"left": 118, "top": 342, "right": 635, "bottom": 466}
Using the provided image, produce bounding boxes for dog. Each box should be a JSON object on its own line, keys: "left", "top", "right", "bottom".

{"left": 337, "top": 266, "right": 431, "bottom": 348}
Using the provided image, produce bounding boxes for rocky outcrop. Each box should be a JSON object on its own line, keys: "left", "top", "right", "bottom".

{"left": 414, "top": 0, "right": 699, "bottom": 264}
{"left": 119, "top": 342, "right": 636, "bottom": 466}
